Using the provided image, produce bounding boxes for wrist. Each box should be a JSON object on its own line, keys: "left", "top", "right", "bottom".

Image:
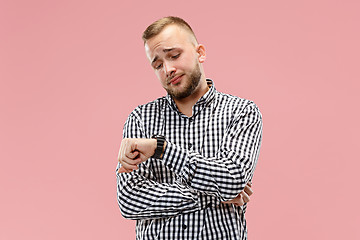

{"left": 151, "top": 139, "right": 157, "bottom": 156}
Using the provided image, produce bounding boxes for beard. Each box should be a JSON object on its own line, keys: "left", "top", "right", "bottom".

{"left": 166, "top": 63, "right": 202, "bottom": 100}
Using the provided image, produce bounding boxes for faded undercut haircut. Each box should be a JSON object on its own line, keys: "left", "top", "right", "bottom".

{"left": 142, "top": 16, "right": 198, "bottom": 44}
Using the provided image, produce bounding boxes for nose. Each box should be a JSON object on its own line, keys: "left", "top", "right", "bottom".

{"left": 163, "top": 61, "right": 176, "bottom": 78}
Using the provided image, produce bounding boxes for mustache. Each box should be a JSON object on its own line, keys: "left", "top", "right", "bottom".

{"left": 167, "top": 74, "right": 184, "bottom": 83}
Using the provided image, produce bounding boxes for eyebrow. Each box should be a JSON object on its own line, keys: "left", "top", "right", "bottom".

{"left": 151, "top": 48, "right": 179, "bottom": 65}
{"left": 163, "top": 47, "right": 176, "bottom": 53}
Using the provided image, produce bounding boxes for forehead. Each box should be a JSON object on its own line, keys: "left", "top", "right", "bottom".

{"left": 144, "top": 25, "right": 195, "bottom": 61}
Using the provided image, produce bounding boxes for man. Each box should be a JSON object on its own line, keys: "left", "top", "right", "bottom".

{"left": 116, "top": 16, "right": 262, "bottom": 240}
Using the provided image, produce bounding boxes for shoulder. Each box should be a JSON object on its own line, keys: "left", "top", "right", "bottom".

{"left": 215, "top": 91, "right": 261, "bottom": 116}
{"left": 127, "top": 96, "right": 167, "bottom": 121}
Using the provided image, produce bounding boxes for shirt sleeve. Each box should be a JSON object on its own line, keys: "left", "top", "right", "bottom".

{"left": 161, "top": 102, "right": 263, "bottom": 201}
{"left": 116, "top": 109, "right": 220, "bottom": 220}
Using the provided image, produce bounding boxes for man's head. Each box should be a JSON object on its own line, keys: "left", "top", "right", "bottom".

{"left": 142, "top": 16, "right": 198, "bottom": 46}
{"left": 143, "top": 16, "right": 207, "bottom": 100}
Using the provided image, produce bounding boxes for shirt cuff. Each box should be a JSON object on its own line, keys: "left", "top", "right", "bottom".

{"left": 198, "top": 192, "right": 221, "bottom": 209}
{"left": 161, "top": 141, "right": 188, "bottom": 175}
{"left": 162, "top": 141, "right": 202, "bottom": 185}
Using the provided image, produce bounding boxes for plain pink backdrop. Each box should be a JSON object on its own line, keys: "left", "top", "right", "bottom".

{"left": 1, "top": 0, "right": 359, "bottom": 239}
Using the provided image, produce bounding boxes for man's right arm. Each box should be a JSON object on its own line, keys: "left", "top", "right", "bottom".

{"left": 116, "top": 162, "right": 219, "bottom": 219}
{"left": 116, "top": 110, "right": 220, "bottom": 220}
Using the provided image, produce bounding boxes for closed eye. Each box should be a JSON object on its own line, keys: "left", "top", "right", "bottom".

{"left": 171, "top": 53, "right": 180, "bottom": 59}
{"left": 155, "top": 63, "right": 163, "bottom": 70}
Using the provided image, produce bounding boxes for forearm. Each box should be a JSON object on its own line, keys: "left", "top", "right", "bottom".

{"left": 161, "top": 105, "right": 263, "bottom": 201}
{"left": 116, "top": 162, "right": 220, "bottom": 220}
{"left": 162, "top": 143, "right": 260, "bottom": 201}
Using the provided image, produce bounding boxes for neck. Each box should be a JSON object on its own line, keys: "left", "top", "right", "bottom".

{"left": 173, "top": 78, "right": 209, "bottom": 117}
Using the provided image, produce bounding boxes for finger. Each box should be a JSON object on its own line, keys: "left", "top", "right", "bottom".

{"left": 123, "top": 139, "right": 136, "bottom": 158}
{"left": 119, "top": 160, "right": 139, "bottom": 172}
{"left": 125, "top": 150, "right": 139, "bottom": 159}
{"left": 118, "top": 139, "right": 130, "bottom": 162}
{"left": 117, "top": 139, "right": 138, "bottom": 174}
{"left": 118, "top": 143, "right": 125, "bottom": 161}
{"left": 243, "top": 184, "right": 253, "bottom": 196}
{"left": 247, "top": 181, "right": 252, "bottom": 187}
{"left": 122, "top": 140, "right": 143, "bottom": 164}
{"left": 117, "top": 166, "right": 127, "bottom": 174}
{"left": 119, "top": 144, "right": 142, "bottom": 165}
{"left": 117, "top": 166, "right": 134, "bottom": 174}
{"left": 119, "top": 155, "right": 141, "bottom": 169}
{"left": 120, "top": 155, "right": 143, "bottom": 166}
{"left": 138, "top": 152, "right": 151, "bottom": 162}
{"left": 240, "top": 191, "right": 250, "bottom": 203}
{"left": 124, "top": 168, "right": 133, "bottom": 173}
{"left": 222, "top": 194, "right": 240, "bottom": 204}
{"left": 234, "top": 195, "right": 245, "bottom": 206}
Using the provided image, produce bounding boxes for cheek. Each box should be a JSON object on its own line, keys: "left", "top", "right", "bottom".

{"left": 182, "top": 55, "right": 197, "bottom": 69}
{"left": 155, "top": 72, "right": 166, "bottom": 84}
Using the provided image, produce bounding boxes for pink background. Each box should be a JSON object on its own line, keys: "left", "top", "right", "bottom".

{"left": 1, "top": 0, "right": 359, "bottom": 239}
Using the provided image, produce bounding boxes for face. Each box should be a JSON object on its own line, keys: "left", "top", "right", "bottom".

{"left": 144, "top": 25, "right": 206, "bottom": 99}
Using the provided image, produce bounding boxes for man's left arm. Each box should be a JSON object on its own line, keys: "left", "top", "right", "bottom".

{"left": 164, "top": 102, "right": 262, "bottom": 201}
{"left": 119, "top": 102, "right": 262, "bottom": 202}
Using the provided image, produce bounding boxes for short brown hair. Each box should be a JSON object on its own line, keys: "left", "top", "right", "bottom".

{"left": 142, "top": 16, "right": 198, "bottom": 44}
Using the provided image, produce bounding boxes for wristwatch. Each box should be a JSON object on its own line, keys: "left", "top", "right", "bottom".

{"left": 151, "top": 135, "right": 166, "bottom": 159}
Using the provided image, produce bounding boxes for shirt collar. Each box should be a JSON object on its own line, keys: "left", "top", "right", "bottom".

{"left": 195, "top": 79, "right": 216, "bottom": 106}
{"left": 165, "top": 79, "right": 216, "bottom": 111}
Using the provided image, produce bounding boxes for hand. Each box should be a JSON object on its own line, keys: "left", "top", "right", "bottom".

{"left": 222, "top": 182, "right": 253, "bottom": 206}
{"left": 117, "top": 138, "right": 157, "bottom": 174}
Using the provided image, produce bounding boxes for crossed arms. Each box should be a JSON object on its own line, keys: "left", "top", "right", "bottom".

{"left": 116, "top": 102, "right": 262, "bottom": 219}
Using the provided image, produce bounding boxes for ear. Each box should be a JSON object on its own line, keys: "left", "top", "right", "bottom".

{"left": 196, "top": 44, "right": 206, "bottom": 63}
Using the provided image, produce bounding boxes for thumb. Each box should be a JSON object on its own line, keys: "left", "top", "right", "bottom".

{"left": 131, "top": 141, "right": 138, "bottom": 152}
{"left": 139, "top": 152, "right": 151, "bottom": 162}
{"left": 117, "top": 166, "right": 127, "bottom": 174}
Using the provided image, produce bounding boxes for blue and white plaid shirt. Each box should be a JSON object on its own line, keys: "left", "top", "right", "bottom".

{"left": 116, "top": 79, "right": 262, "bottom": 239}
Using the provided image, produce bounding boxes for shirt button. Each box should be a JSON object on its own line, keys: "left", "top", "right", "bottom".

{"left": 188, "top": 143, "right": 192, "bottom": 149}
{"left": 182, "top": 224, "right": 187, "bottom": 230}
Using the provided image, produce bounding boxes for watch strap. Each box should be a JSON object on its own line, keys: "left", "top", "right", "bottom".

{"left": 151, "top": 135, "right": 166, "bottom": 159}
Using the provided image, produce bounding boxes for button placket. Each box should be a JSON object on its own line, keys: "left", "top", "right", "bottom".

{"left": 188, "top": 117, "right": 193, "bottom": 150}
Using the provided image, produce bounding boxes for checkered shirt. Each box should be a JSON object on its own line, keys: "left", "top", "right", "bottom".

{"left": 116, "top": 79, "right": 263, "bottom": 240}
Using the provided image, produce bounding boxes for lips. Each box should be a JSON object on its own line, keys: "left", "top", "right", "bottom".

{"left": 168, "top": 74, "right": 184, "bottom": 85}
